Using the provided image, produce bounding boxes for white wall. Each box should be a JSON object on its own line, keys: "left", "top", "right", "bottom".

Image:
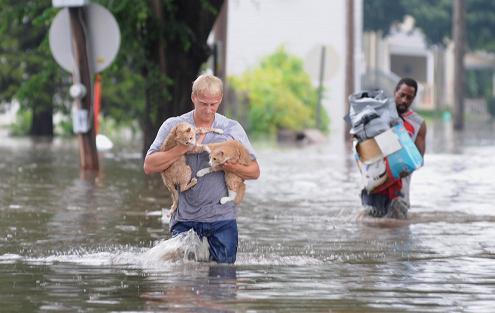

{"left": 226, "top": 0, "right": 362, "bottom": 133}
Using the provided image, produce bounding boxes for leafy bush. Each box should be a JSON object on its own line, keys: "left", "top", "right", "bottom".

{"left": 229, "top": 47, "right": 329, "bottom": 138}
{"left": 54, "top": 114, "right": 73, "bottom": 137}
{"left": 9, "top": 109, "right": 32, "bottom": 136}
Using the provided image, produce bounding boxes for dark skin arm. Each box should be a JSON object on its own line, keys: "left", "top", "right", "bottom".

{"left": 414, "top": 121, "right": 427, "bottom": 157}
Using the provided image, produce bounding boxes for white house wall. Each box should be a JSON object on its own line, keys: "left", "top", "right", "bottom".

{"left": 226, "top": 0, "right": 362, "bottom": 133}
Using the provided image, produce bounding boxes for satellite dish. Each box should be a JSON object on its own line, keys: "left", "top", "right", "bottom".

{"left": 49, "top": 3, "right": 120, "bottom": 73}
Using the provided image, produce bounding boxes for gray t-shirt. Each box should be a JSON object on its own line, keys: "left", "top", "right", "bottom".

{"left": 147, "top": 111, "right": 257, "bottom": 227}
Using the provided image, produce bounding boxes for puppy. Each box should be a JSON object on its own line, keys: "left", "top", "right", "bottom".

{"left": 160, "top": 122, "right": 223, "bottom": 213}
{"left": 196, "top": 140, "right": 251, "bottom": 205}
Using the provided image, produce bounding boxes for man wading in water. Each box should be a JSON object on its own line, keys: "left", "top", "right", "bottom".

{"left": 361, "top": 78, "right": 427, "bottom": 219}
{"left": 144, "top": 74, "right": 260, "bottom": 263}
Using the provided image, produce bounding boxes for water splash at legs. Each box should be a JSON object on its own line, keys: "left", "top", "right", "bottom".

{"left": 141, "top": 229, "right": 210, "bottom": 266}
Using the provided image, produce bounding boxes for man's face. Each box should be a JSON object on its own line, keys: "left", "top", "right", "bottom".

{"left": 394, "top": 84, "right": 416, "bottom": 114}
{"left": 192, "top": 92, "right": 222, "bottom": 123}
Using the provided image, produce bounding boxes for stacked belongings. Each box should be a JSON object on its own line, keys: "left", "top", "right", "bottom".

{"left": 347, "top": 90, "right": 423, "bottom": 193}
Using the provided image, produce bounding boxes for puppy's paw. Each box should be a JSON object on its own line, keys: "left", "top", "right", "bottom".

{"left": 196, "top": 168, "right": 210, "bottom": 177}
{"left": 161, "top": 208, "right": 171, "bottom": 224}
{"left": 213, "top": 128, "right": 224, "bottom": 134}
{"left": 220, "top": 196, "right": 233, "bottom": 204}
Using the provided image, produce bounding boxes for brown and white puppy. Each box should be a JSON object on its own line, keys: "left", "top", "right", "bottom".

{"left": 196, "top": 140, "right": 251, "bottom": 205}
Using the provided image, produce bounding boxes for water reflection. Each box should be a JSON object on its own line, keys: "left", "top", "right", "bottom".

{"left": 141, "top": 265, "right": 237, "bottom": 312}
{"left": 0, "top": 118, "right": 495, "bottom": 312}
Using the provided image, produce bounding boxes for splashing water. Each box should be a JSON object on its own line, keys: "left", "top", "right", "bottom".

{"left": 141, "top": 229, "right": 210, "bottom": 267}
{"left": 0, "top": 230, "right": 211, "bottom": 269}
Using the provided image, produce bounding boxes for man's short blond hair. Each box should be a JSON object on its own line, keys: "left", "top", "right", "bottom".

{"left": 192, "top": 74, "right": 223, "bottom": 98}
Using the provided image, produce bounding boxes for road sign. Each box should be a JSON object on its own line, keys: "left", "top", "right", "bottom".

{"left": 52, "top": 0, "right": 89, "bottom": 7}
{"left": 49, "top": 2, "right": 120, "bottom": 73}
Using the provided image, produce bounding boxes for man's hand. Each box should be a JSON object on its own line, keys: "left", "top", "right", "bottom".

{"left": 143, "top": 144, "right": 190, "bottom": 175}
{"left": 220, "top": 161, "right": 236, "bottom": 172}
{"left": 399, "top": 170, "right": 410, "bottom": 178}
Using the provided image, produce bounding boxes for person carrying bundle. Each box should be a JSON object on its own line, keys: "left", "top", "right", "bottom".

{"left": 349, "top": 78, "right": 427, "bottom": 219}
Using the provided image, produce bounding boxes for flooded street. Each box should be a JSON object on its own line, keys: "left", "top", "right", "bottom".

{"left": 1, "top": 118, "right": 495, "bottom": 312}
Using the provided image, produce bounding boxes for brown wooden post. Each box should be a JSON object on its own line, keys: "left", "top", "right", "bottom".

{"left": 69, "top": 7, "right": 99, "bottom": 171}
{"left": 150, "top": 0, "right": 167, "bottom": 76}
{"left": 453, "top": 0, "right": 465, "bottom": 130}
{"left": 345, "top": 0, "right": 355, "bottom": 141}
{"left": 213, "top": 1, "right": 228, "bottom": 80}
{"left": 316, "top": 46, "right": 326, "bottom": 130}
{"left": 213, "top": 0, "right": 228, "bottom": 114}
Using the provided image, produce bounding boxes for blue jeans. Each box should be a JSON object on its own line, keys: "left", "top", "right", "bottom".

{"left": 171, "top": 220, "right": 238, "bottom": 264}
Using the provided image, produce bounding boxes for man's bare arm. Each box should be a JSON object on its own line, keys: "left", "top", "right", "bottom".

{"left": 143, "top": 144, "right": 189, "bottom": 175}
{"left": 221, "top": 159, "right": 260, "bottom": 180}
{"left": 415, "top": 122, "right": 427, "bottom": 157}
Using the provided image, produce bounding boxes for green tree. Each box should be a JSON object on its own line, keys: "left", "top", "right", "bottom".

{"left": 465, "top": 0, "right": 495, "bottom": 52}
{"left": 405, "top": 0, "right": 452, "bottom": 45}
{"left": 409, "top": 0, "right": 495, "bottom": 52}
{"left": 364, "top": 0, "right": 495, "bottom": 52}
{"left": 1, "top": 0, "right": 224, "bottom": 153}
{"left": 0, "top": 1, "right": 64, "bottom": 136}
{"left": 229, "top": 47, "right": 329, "bottom": 139}
{"left": 98, "top": 0, "right": 224, "bottom": 156}
{"left": 363, "top": 0, "right": 406, "bottom": 35}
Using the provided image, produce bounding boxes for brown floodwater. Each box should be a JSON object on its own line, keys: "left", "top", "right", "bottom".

{"left": 0, "top": 118, "right": 494, "bottom": 312}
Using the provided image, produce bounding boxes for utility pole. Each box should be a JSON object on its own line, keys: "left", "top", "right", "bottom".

{"left": 213, "top": 0, "right": 228, "bottom": 81}
{"left": 69, "top": 7, "right": 99, "bottom": 171}
{"left": 453, "top": 0, "right": 465, "bottom": 130}
{"left": 213, "top": 0, "right": 228, "bottom": 114}
{"left": 345, "top": 0, "right": 355, "bottom": 140}
{"left": 316, "top": 46, "right": 326, "bottom": 130}
{"left": 51, "top": 1, "right": 120, "bottom": 173}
